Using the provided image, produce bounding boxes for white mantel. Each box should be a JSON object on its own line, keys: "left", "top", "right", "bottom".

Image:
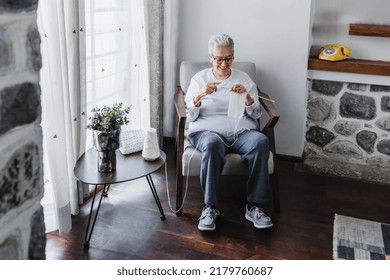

{"left": 307, "top": 70, "right": 390, "bottom": 86}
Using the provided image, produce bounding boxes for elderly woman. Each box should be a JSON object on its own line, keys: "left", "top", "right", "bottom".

{"left": 185, "top": 34, "right": 273, "bottom": 231}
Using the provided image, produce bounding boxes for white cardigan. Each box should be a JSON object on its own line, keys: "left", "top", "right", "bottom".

{"left": 185, "top": 68, "right": 262, "bottom": 141}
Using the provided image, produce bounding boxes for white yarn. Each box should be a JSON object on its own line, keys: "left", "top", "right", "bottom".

{"left": 142, "top": 128, "right": 160, "bottom": 161}
{"left": 164, "top": 130, "right": 242, "bottom": 214}
{"left": 165, "top": 87, "right": 250, "bottom": 212}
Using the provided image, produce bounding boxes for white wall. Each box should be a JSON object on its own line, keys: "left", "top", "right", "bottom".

{"left": 165, "top": 0, "right": 314, "bottom": 157}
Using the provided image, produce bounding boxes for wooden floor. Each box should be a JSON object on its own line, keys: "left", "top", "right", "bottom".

{"left": 45, "top": 141, "right": 390, "bottom": 260}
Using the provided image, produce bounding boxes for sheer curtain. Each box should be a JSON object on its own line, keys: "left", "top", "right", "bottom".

{"left": 39, "top": 0, "right": 152, "bottom": 234}
{"left": 38, "top": 0, "right": 85, "bottom": 234}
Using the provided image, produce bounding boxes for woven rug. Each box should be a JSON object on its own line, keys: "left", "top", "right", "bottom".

{"left": 333, "top": 214, "right": 390, "bottom": 260}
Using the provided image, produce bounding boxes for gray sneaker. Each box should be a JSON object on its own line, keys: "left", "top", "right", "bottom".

{"left": 198, "top": 206, "right": 220, "bottom": 231}
{"left": 245, "top": 206, "right": 273, "bottom": 229}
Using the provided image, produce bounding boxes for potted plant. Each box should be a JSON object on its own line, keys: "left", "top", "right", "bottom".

{"left": 87, "top": 102, "right": 130, "bottom": 172}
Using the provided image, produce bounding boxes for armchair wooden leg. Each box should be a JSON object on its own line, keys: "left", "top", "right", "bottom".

{"left": 270, "top": 173, "right": 280, "bottom": 213}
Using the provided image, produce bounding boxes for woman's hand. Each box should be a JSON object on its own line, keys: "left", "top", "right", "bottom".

{"left": 193, "top": 81, "right": 221, "bottom": 107}
{"left": 230, "top": 83, "right": 246, "bottom": 93}
{"left": 230, "top": 84, "right": 254, "bottom": 105}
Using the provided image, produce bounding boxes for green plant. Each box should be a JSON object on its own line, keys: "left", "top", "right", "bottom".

{"left": 87, "top": 102, "right": 130, "bottom": 132}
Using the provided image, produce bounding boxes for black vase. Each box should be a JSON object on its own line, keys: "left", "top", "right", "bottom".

{"left": 92, "top": 129, "right": 120, "bottom": 172}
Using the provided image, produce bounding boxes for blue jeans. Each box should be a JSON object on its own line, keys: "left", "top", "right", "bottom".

{"left": 189, "top": 130, "right": 270, "bottom": 208}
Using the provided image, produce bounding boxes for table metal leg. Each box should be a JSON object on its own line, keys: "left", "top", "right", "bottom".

{"left": 84, "top": 184, "right": 110, "bottom": 248}
{"left": 146, "top": 174, "right": 166, "bottom": 220}
{"left": 102, "top": 184, "right": 111, "bottom": 197}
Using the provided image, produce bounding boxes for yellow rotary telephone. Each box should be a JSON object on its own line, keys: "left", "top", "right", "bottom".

{"left": 318, "top": 44, "right": 351, "bottom": 61}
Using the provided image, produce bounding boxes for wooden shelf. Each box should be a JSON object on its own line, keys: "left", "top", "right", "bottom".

{"left": 349, "top": 24, "right": 390, "bottom": 38}
{"left": 308, "top": 57, "right": 390, "bottom": 76}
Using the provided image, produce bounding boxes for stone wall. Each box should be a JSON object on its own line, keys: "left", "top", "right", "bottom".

{"left": 304, "top": 79, "right": 390, "bottom": 184}
{"left": 0, "top": 0, "right": 46, "bottom": 259}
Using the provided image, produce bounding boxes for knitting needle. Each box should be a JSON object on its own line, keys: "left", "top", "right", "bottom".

{"left": 218, "top": 86, "right": 275, "bottom": 103}
{"left": 193, "top": 86, "right": 275, "bottom": 107}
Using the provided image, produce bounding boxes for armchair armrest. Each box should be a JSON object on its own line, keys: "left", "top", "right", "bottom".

{"left": 257, "top": 88, "right": 280, "bottom": 154}
{"left": 174, "top": 86, "right": 187, "bottom": 213}
{"left": 174, "top": 85, "right": 187, "bottom": 159}
{"left": 174, "top": 86, "right": 187, "bottom": 124}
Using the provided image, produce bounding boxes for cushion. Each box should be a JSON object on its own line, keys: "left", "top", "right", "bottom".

{"left": 182, "top": 137, "right": 274, "bottom": 176}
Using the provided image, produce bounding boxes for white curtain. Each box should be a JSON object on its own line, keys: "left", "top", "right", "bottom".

{"left": 38, "top": 0, "right": 151, "bottom": 235}
{"left": 38, "top": 0, "right": 86, "bottom": 235}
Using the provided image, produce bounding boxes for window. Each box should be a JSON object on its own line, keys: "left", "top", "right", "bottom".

{"left": 83, "top": 0, "right": 150, "bottom": 149}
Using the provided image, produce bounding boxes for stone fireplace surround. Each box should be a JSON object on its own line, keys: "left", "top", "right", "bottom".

{"left": 303, "top": 78, "right": 390, "bottom": 184}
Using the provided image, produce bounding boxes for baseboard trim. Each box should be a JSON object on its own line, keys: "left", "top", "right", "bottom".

{"left": 276, "top": 154, "right": 303, "bottom": 162}
{"left": 163, "top": 136, "right": 175, "bottom": 143}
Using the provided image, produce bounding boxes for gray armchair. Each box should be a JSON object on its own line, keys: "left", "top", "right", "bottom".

{"left": 174, "top": 61, "right": 280, "bottom": 215}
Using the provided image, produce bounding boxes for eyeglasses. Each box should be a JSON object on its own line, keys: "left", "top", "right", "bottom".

{"left": 212, "top": 55, "right": 234, "bottom": 64}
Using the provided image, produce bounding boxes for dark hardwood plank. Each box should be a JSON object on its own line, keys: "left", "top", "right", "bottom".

{"left": 308, "top": 57, "right": 390, "bottom": 76}
{"left": 349, "top": 24, "right": 390, "bottom": 38}
{"left": 45, "top": 141, "right": 390, "bottom": 260}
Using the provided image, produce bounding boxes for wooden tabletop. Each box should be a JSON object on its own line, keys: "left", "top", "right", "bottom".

{"left": 73, "top": 149, "right": 166, "bottom": 185}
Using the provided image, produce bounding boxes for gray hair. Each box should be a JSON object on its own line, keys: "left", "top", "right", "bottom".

{"left": 208, "top": 34, "right": 234, "bottom": 55}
